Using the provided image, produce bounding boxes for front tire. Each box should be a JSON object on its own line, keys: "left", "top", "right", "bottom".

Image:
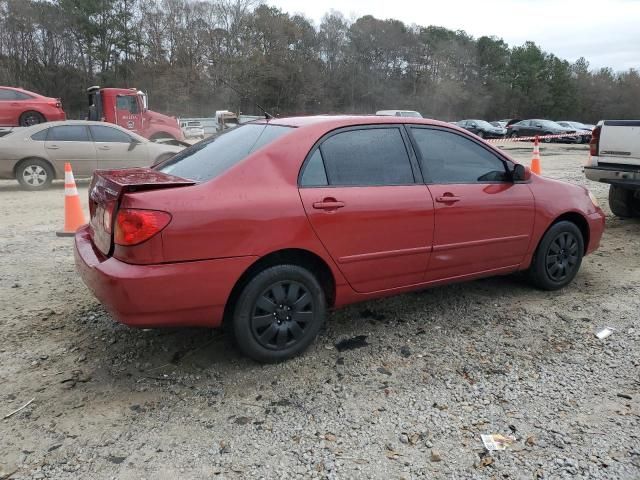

{"left": 528, "top": 221, "right": 584, "bottom": 290}
{"left": 608, "top": 185, "right": 638, "bottom": 218}
{"left": 232, "top": 265, "right": 326, "bottom": 363}
{"left": 16, "top": 158, "right": 54, "bottom": 190}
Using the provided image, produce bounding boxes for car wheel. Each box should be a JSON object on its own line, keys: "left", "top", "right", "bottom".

{"left": 528, "top": 221, "right": 584, "bottom": 290}
{"left": 16, "top": 158, "right": 54, "bottom": 190}
{"left": 608, "top": 185, "right": 638, "bottom": 218}
{"left": 543, "top": 133, "right": 552, "bottom": 143}
{"left": 510, "top": 131, "right": 518, "bottom": 139}
{"left": 477, "top": 131, "right": 485, "bottom": 139}
{"left": 232, "top": 265, "right": 326, "bottom": 362}
{"left": 19, "top": 111, "right": 46, "bottom": 127}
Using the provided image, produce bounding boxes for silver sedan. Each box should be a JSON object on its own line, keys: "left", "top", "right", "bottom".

{"left": 0, "top": 120, "right": 184, "bottom": 189}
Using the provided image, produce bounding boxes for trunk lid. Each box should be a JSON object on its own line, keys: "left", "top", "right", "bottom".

{"left": 89, "top": 168, "right": 194, "bottom": 255}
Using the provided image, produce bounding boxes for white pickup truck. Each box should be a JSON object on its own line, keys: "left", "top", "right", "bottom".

{"left": 584, "top": 120, "right": 640, "bottom": 217}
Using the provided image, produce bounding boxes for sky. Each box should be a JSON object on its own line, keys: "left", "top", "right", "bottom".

{"left": 267, "top": 0, "right": 640, "bottom": 71}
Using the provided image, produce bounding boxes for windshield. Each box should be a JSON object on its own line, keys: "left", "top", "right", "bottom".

{"left": 158, "top": 123, "right": 293, "bottom": 182}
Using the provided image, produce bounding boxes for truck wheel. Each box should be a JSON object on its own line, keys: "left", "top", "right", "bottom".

{"left": 19, "top": 111, "right": 45, "bottom": 127}
{"left": 16, "top": 158, "right": 54, "bottom": 190}
{"left": 608, "top": 185, "right": 636, "bottom": 218}
{"left": 232, "top": 265, "right": 326, "bottom": 363}
{"left": 528, "top": 221, "right": 584, "bottom": 291}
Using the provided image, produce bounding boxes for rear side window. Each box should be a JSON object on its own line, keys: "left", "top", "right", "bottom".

{"left": 47, "top": 126, "right": 90, "bottom": 142}
{"left": 158, "top": 124, "right": 293, "bottom": 182}
{"left": 300, "top": 150, "right": 328, "bottom": 186}
{"left": 319, "top": 128, "right": 414, "bottom": 186}
{"left": 13, "top": 91, "right": 33, "bottom": 100}
{"left": 31, "top": 129, "right": 49, "bottom": 141}
{"left": 411, "top": 128, "right": 508, "bottom": 183}
{"left": 90, "top": 125, "right": 132, "bottom": 143}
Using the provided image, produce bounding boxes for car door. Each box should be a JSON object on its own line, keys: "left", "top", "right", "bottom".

{"left": 408, "top": 126, "right": 535, "bottom": 281}
{"left": 515, "top": 120, "right": 529, "bottom": 136}
{"left": 89, "top": 125, "right": 149, "bottom": 169}
{"left": 44, "top": 125, "right": 97, "bottom": 176}
{"left": 298, "top": 125, "right": 435, "bottom": 293}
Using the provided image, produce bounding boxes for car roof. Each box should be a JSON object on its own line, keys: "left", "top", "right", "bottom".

{"left": 255, "top": 115, "right": 454, "bottom": 130}
{"left": 17, "top": 121, "right": 147, "bottom": 141}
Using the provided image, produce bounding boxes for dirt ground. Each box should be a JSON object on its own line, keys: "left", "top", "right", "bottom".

{"left": 0, "top": 143, "right": 639, "bottom": 479}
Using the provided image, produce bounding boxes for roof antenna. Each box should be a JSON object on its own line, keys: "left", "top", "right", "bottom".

{"left": 217, "top": 77, "right": 273, "bottom": 120}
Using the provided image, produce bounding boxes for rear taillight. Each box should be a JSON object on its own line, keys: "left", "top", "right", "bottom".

{"left": 589, "top": 126, "right": 601, "bottom": 156}
{"left": 114, "top": 209, "right": 171, "bottom": 246}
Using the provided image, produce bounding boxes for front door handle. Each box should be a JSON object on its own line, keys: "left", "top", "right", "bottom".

{"left": 313, "top": 198, "right": 345, "bottom": 210}
{"left": 435, "top": 194, "right": 461, "bottom": 204}
{"left": 98, "top": 145, "right": 111, "bottom": 150}
{"left": 47, "top": 145, "right": 60, "bottom": 150}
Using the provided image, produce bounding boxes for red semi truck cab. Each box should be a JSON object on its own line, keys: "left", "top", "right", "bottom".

{"left": 87, "top": 86, "right": 184, "bottom": 142}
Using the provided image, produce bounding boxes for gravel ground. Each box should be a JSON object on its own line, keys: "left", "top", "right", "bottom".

{"left": 0, "top": 143, "right": 639, "bottom": 479}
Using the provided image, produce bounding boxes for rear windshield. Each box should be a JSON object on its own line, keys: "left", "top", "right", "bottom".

{"left": 158, "top": 123, "right": 293, "bottom": 182}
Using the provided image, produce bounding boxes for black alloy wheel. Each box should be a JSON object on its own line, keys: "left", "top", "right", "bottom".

{"left": 528, "top": 221, "right": 584, "bottom": 290}
{"left": 545, "top": 231, "right": 580, "bottom": 282}
{"left": 251, "top": 280, "right": 314, "bottom": 350}
{"left": 232, "top": 264, "right": 326, "bottom": 362}
{"left": 19, "top": 111, "right": 45, "bottom": 127}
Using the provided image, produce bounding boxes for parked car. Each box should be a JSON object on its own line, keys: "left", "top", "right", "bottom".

{"left": 180, "top": 120, "right": 205, "bottom": 140}
{"left": 0, "top": 86, "right": 66, "bottom": 127}
{"left": 75, "top": 116, "right": 605, "bottom": 363}
{"left": 585, "top": 120, "right": 640, "bottom": 217}
{"left": 0, "top": 121, "right": 184, "bottom": 189}
{"left": 507, "top": 119, "right": 580, "bottom": 143}
{"left": 457, "top": 119, "right": 506, "bottom": 139}
{"left": 376, "top": 110, "right": 422, "bottom": 118}
{"left": 490, "top": 121, "right": 507, "bottom": 129}
{"left": 556, "top": 121, "right": 592, "bottom": 144}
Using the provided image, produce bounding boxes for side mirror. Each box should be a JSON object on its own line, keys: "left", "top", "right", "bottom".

{"left": 128, "top": 138, "right": 140, "bottom": 151}
{"left": 512, "top": 163, "right": 531, "bottom": 181}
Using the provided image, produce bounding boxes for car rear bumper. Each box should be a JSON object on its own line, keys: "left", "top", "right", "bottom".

{"left": 74, "top": 225, "right": 257, "bottom": 328}
{"left": 586, "top": 210, "right": 606, "bottom": 255}
{"left": 585, "top": 165, "right": 640, "bottom": 187}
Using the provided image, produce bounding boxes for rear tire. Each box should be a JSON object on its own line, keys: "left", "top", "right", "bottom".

{"left": 608, "top": 185, "right": 638, "bottom": 218}
{"left": 232, "top": 265, "right": 326, "bottom": 363}
{"left": 19, "top": 111, "right": 45, "bottom": 127}
{"left": 528, "top": 221, "right": 584, "bottom": 290}
{"left": 16, "top": 158, "right": 54, "bottom": 190}
{"left": 543, "top": 132, "right": 552, "bottom": 143}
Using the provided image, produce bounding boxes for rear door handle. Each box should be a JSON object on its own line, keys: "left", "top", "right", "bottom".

{"left": 47, "top": 145, "right": 60, "bottom": 150}
{"left": 435, "top": 195, "right": 461, "bottom": 203}
{"left": 313, "top": 199, "right": 345, "bottom": 210}
{"left": 98, "top": 146, "right": 111, "bottom": 150}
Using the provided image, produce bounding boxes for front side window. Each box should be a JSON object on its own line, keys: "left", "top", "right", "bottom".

{"left": 116, "top": 95, "right": 139, "bottom": 114}
{"left": 411, "top": 128, "right": 508, "bottom": 183}
{"left": 90, "top": 125, "right": 133, "bottom": 143}
{"left": 47, "top": 126, "right": 90, "bottom": 142}
{"left": 319, "top": 127, "right": 415, "bottom": 186}
{"left": 158, "top": 123, "right": 293, "bottom": 182}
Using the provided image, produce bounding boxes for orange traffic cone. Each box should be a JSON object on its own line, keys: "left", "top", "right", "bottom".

{"left": 56, "top": 163, "right": 86, "bottom": 237}
{"left": 530, "top": 136, "right": 542, "bottom": 174}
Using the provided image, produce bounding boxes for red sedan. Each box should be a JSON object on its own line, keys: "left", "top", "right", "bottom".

{"left": 75, "top": 116, "right": 605, "bottom": 362}
{"left": 0, "top": 86, "right": 66, "bottom": 126}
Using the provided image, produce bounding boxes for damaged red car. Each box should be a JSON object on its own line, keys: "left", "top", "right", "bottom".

{"left": 75, "top": 116, "right": 605, "bottom": 362}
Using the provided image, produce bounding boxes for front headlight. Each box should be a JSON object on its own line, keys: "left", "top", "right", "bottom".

{"left": 588, "top": 191, "right": 599, "bottom": 208}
